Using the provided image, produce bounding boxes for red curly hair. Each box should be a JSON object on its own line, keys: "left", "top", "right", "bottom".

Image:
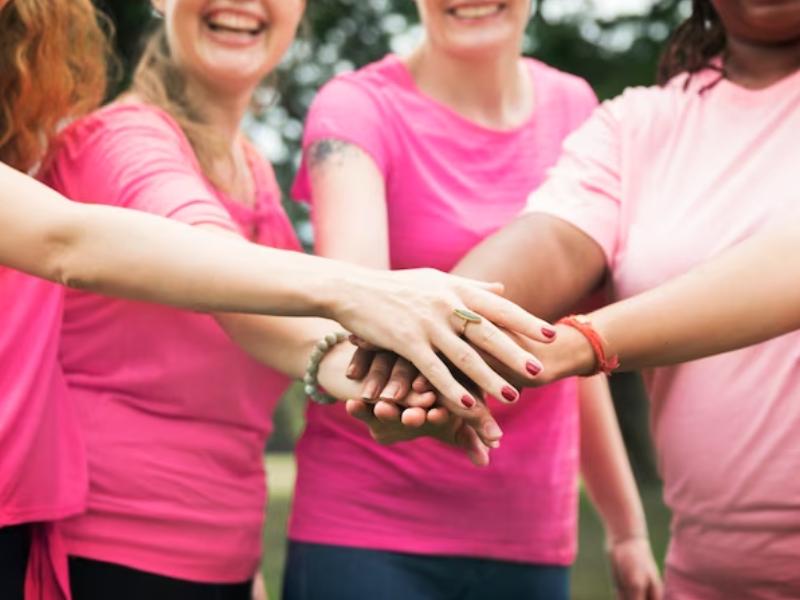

{"left": 0, "top": 0, "right": 113, "bottom": 172}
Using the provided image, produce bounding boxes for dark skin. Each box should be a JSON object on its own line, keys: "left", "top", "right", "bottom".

{"left": 348, "top": 0, "right": 800, "bottom": 444}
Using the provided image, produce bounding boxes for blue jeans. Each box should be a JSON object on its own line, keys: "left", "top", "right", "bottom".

{"left": 282, "top": 541, "right": 569, "bottom": 600}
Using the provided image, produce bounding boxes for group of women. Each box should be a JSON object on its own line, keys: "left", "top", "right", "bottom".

{"left": 1, "top": 0, "right": 799, "bottom": 599}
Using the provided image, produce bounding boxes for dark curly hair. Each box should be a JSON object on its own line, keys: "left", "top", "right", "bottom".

{"left": 657, "top": 0, "right": 727, "bottom": 86}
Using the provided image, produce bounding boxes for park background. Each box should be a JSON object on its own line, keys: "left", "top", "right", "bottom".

{"left": 100, "top": 0, "right": 688, "bottom": 597}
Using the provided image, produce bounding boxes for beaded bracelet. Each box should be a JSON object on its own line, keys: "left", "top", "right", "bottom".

{"left": 303, "top": 331, "right": 349, "bottom": 405}
{"left": 556, "top": 314, "right": 620, "bottom": 376}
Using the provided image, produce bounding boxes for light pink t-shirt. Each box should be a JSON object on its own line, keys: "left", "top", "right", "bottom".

{"left": 527, "top": 68, "right": 800, "bottom": 597}
{"left": 291, "top": 55, "right": 597, "bottom": 565}
{"left": 43, "top": 102, "right": 300, "bottom": 583}
{"left": 0, "top": 271, "right": 85, "bottom": 526}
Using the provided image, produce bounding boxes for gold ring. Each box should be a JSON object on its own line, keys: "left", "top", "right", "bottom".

{"left": 453, "top": 308, "right": 482, "bottom": 336}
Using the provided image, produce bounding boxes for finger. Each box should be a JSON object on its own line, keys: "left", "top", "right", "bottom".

{"left": 345, "top": 399, "right": 376, "bottom": 423}
{"left": 436, "top": 329, "right": 521, "bottom": 405}
{"left": 454, "top": 424, "right": 490, "bottom": 467}
{"left": 374, "top": 400, "right": 402, "bottom": 423}
{"left": 461, "top": 287, "right": 558, "bottom": 343}
{"left": 346, "top": 347, "right": 375, "bottom": 380}
{"left": 464, "top": 317, "right": 544, "bottom": 383}
{"left": 361, "top": 352, "right": 396, "bottom": 401}
{"left": 348, "top": 334, "right": 382, "bottom": 352}
{"left": 400, "top": 407, "right": 427, "bottom": 428}
{"left": 379, "top": 357, "right": 415, "bottom": 402}
{"left": 411, "top": 373, "right": 434, "bottom": 393}
{"left": 404, "top": 390, "right": 437, "bottom": 408}
{"left": 406, "top": 344, "right": 503, "bottom": 445}
{"left": 426, "top": 406, "right": 451, "bottom": 426}
{"left": 649, "top": 577, "right": 664, "bottom": 600}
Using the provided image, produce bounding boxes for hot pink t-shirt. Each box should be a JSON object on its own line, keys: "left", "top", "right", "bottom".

{"left": 0, "top": 270, "right": 86, "bottom": 526}
{"left": 291, "top": 55, "right": 597, "bottom": 564}
{"left": 527, "top": 68, "right": 800, "bottom": 597}
{"left": 43, "top": 102, "right": 300, "bottom": 583}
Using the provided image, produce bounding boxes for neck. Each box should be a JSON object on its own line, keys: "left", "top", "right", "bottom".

{"left": 405, "top": 43, "right": 532, "bottom": 129}
{"left": 184, "top": 76, "right": 254, "bottom": 150}
{"left": 725, "top": 36, "right": 800, "bottom": 89}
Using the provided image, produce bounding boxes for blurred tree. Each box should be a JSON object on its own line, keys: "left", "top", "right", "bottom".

{"left": 101, "top": 0, "right": 685, "bottom": 478}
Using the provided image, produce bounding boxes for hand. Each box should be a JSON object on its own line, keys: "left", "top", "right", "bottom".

{"left": 332, "top": 268, "right": 552, "bottom": 433}
{"left": 347, "top": 346, "right": 502, "bottom": 446}
{"left": 251, "top": 571, "right": 268, "bottom": 600}
{"left": 607, "top": 536, "right": 663, "bottom": 600}
{"left": 345, "top": 399, "right": 491, "bottom": 467}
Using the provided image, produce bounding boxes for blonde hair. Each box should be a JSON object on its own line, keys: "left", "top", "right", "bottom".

{"left": 131, "top": 24, "right": 228, "bottom": 189}
{"left": 0, "top": 0, "right": 112, "bottom": 172}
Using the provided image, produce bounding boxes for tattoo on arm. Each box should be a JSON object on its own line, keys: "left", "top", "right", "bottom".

{"left": 308, "top": 139, "right": 358, "bottom": 170}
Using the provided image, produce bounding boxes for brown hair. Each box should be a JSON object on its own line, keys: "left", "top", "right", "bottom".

{"left": 657, "top": 0, "right": 726, "bottom": 86}
{"left": 0, "top": 0, "right": 113, "bottom": 172}
{"left": 131, "top": 23, "right": 228, "bottom": 189}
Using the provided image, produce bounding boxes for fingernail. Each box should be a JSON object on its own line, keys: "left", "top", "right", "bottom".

{"left": 489, "top": 440, "right": 501, "bottom": 449}
{"left": 526, "top": 360, "right": 542, "bottom": 376}
{"left": 362, "top": 382, "right": 378, "bottom": 401}
{"left": 380, "top": 383, "right": 400, "bottom": 401}
{"left": 501, "top": 386, "right": 518, "bottom": 403}
{"left": 484, "top": 422, "right": 503, "bottom": 440}
{"left": 542, "top": 327, "right": 557, "bottom": 339}
{"left": 461, "top": 395, "right": 476, "bottom": 409}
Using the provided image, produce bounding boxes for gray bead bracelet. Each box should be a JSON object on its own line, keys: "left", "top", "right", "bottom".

{"left": 303, "top": 331, "right": 349, "bottom": 405}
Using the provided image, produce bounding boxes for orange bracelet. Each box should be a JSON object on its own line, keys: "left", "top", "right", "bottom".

{"left": 556, "top": 314, "right": 619, "bottom": 376}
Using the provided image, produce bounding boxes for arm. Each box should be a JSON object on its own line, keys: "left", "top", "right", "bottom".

{"left": 579, "top": 376, "right": 662, "bottom": 600}
{"left": 0, "top": 161, "right": 542, "bottom": 418}
{"left": 531, "top": 218, "right": 800, "bottom": 380}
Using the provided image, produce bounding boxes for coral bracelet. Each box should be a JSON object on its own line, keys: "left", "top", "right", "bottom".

{"left": 556, "top": 314, "right": 620, "bottom": 376}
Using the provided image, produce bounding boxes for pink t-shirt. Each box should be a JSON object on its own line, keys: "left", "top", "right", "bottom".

{"left": 527, "top": 68, "right": 800, "bottom": 597}
{"left": 291, "top": 55, "right": 597, "bottom": 564}
{"left": 43, "top": 102, "right": 300, "bottom": 583}
{"left": 0, "top": 271, "right": 85, "bottom": 526}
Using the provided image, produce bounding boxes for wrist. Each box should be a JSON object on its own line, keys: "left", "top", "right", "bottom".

{"left": 550, "top": 324, "right": 597, "bottom": 378}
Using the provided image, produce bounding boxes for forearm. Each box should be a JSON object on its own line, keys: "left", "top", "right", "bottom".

{"left": 579, "top": 375, "right": 647, "bottom": 543}
{"left": 590, "top": 220, "right": 800, "bottom": 370}
{"left": 453, "top": 213, "right": 606, "bottom": 319}
{"left": 1, "top": 164, "right": 364, "bottom": 318}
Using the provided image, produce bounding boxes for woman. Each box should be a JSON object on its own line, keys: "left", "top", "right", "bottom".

{"left": 288, "top": 1, "right": 661, "bottom": 598}
{"left": 0, "top": 0, "right": 552, "bottom": 597}
{"left": 369, "top": 0, "right": 800, "bottom": 596}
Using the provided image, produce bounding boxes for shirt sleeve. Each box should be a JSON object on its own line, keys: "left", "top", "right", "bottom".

{"left": 291, "top": 77, "right": 391, "bottom": 203}
{"left": 50, "top": 106, "right": 238, "bottom": 232}
{"left": 523, "top": 97, "right": 623, "bottom": 267}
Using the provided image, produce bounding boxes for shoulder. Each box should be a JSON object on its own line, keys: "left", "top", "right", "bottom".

{"left": 54, "top": 101, "right": 191, "bottom": 163}
{"left": 310, "top": 55, "right": 409, "bottom": 114}
{"left": 526, "top": 58, "right": 597, "bottom": 106}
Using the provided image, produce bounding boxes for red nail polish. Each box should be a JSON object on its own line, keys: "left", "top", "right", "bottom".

{"left": 542, "top": 327, "right": 557, "bottom": 339}
{"left": 461, "top": 395, "right": 476, "bottom": 409}
{"left": 526, "top": 361, "right": 542, "bottom": 376}
{"left": 501, "top": 386, "right": 518, "bottom": 403}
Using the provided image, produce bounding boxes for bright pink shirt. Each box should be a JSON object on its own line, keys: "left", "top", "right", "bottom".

{"left": 0, "top": 271, "right": 85, "bottom": 526}
{"left": 527, "top": 68, "right": 800, "bottom": 597}
{"left": 291, "top": 55, "right": 597, "bottom": 564}
{"left": 43, "top": 102, "right": 300, "bottom": 583}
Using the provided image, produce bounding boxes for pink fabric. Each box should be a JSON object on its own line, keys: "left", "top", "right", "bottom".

{"left": 527, "top": 68, "right": 800, "bottom": 597}
{"left": 291, "top": 56, "right": 597, "bottom": 564}
{"left": 43, "top": 102, "right": 300, "bottom": 583}
{"left": 0, "top": 269, "right": 83, "bottom": 599}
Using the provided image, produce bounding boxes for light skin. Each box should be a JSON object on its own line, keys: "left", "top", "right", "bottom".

{"left": 0, "top": 0, "right": 559, "bottom": 443}
{"left": 305, "top": 0, "right": 660, "bottom": 595}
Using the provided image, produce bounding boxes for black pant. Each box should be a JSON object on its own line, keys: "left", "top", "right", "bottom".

{"left": 0, "top": 524, "right": 31, "bottom": 600}
{"left": 69, "top": 556, "right": 251, "bottom": 600}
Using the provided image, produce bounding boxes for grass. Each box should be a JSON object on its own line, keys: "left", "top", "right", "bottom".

{"left": 261, "top": 453, "right": 671, "bottom": 599}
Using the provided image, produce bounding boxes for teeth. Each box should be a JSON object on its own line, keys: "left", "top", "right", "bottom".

{"left": 452, "top": 4, "right": 502, "bottom": 19}
{"left": 207, "top": 11, "right": 263, "bottom": 33}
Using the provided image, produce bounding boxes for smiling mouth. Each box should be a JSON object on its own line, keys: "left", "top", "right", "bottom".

{"left": 447, "top": 3, "right": 507, "bottom": 19}
{"left": 204, "top": 10, "right": 267, "bottom": 36}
